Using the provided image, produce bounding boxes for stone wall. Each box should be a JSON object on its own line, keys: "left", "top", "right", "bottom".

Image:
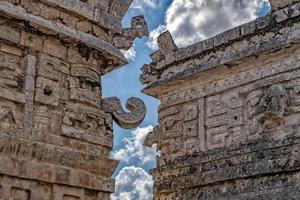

{"left": 142, "top": 0, "right": 300, "bottom": 199}
{"left": 0, "top": 0, "right": 147, "bottom": 199}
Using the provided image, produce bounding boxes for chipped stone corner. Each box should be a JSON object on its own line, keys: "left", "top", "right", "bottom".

{"left": 141, "top": 0, "right": 300, "bottom": 199}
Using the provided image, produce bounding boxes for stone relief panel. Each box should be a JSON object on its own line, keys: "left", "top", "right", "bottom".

{"left": 154, "top": 77, "right": 300, "bottom": 162}
{"left": 31, "top": 52, "right": 111, "bottom": 148}
{"left": 35, "top": 76, "right": 60, "bottom": 106}
{"left": 243, "top": 80, "right": 300, "bottom": 141}
{"left": 0, "top": 53, "right": 35, "bottom": 138}
{"left": 246, "top": 85, "right": 289, "bottom": 137}
{"left": 61, "top": 103, "right": 111, "bottom": 147}
{"left": 69, "top": 64, "right": 101, "bottom": 108}
{"left": 154, "top": 101, "right": 200, "bottom": 162}
{"left": 32, "top": 105, "right": 62, "bottom": 136}
{"left": 205, "top": 91, "right": 245, "bottom": 150}
{"left": 34, "top": 53, "right": 69, "bottom": 107}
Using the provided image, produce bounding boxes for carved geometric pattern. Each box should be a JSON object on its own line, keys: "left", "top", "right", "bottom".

{"left": 205, "top": 92, "right": 245, "bottom": 150}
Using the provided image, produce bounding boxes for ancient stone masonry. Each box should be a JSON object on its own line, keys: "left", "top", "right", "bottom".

{"left": 0, "top": 0, "right": 147, "bottom": 199}
{"left": 142, "top": 0, "right": 300, "bottom": 199}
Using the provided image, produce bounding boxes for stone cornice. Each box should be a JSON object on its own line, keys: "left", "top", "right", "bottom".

{"left": 141, "top": 1, "right": 300, "bottom": 97}
{"left": 39, "top": 0, "right": 123, "bottom": 33}
{"left": 0, "top": 1, "right": 127, "bottom": 65}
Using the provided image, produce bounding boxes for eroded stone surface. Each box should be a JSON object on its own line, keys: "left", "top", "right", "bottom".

{"left": 102, "top": 97, "right": 146, "bottom": 129}
{"left": 142, "top": 1, "right": 300, "bottom": 199}
{"left": 0, "top": 0, "right": 147, "bottom": 199}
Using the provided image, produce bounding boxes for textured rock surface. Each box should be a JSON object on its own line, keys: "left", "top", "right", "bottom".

{"left": 0, "top": 0, "right": 147, "bottom": 199}
{"left": 142, "top": 0, "right": 300, "bottom": 199}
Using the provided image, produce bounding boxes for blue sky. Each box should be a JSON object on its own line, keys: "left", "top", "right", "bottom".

{"left": 103, "top": 1, "right": 271, "bottom": 199}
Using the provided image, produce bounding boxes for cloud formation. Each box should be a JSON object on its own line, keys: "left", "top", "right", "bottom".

{"left": 111, "top": 126, "right": 158, "bottom": 165}
{"left": 121, "top": 45, "right": 137, "bottom": 61}
{"left": 146, "top": 25, "right": 167, "bottom": 51}
{"left": 131, "top": 0, "right": 159, "bottom": 11}
{"left": 111, "top": 166, "right": 154, "bottom": 200}
{"left": 148, "top": 0, "right": 269, "bottom": 49}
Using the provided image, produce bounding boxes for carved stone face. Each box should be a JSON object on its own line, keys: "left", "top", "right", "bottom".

{"left": 246, "top": 84, "right": 291, "bottom": 136}
{"left": 257, "top": 85, "right": 288, "bottom": 130}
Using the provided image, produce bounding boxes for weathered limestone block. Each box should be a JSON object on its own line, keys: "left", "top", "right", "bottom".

{"left": 109, "top": 0, "right": 134, "bottom": 19}
{"left": 0, "top": 24, "right": 20, "bottom": 44}
{"left": 114, "top": 16, "right": 149, "bottom": 50}
{"left": 142, "top": 1, "right": 300, "bottom": 199}
{"left": 43, "top": 38, "right": 68, "bottom": 60}
{"left": 157, "top": 31, "right": 177, "bottom": 56}
{"left": 35, "top": 76, "right": 60, "bottom": 106}
{"left": 269, "top": 0, "right": 300, "bottom": 10}
{"left": 0, "top": 0, "right": 148, "bottom": 198}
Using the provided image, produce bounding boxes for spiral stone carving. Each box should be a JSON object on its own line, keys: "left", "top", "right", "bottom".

{"left": 102, "top": 97, "right": 146, "bottom": 129}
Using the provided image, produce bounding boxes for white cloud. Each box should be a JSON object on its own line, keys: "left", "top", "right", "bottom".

{"left": 131, "top": 0, "right": 159, "bottom": 11}
{"left": 111, "top": 166, "right": 154, "bottom": 200}
{"left": 111, "top": 126, "right": 158, "bottom": 165}
{"left": 148, "top": 0, "right": 270, "bottom": 49}
{"left": 121, "top": 45, "right": 137, "bottom": 61}
{"left": 146, "top": 25, "right": 167, "bottom": 50}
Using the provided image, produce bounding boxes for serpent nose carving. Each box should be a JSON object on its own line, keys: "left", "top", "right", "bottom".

{"left": 102, "top": 97, "right": 146, "bottom": 129}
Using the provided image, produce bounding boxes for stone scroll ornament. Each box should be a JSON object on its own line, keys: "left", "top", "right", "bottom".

{"left": 102, "top": 97, "right": 146, "bottom": 129}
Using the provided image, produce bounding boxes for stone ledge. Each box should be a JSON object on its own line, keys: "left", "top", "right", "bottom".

{"left": 0, "top": 156, "right": 115, "bottom": 192}
{"left": 141, "top": 1, "right": 300, "bottom": 96}
{"left": 0, "top": 136, "right": 118, "bottom": 177}
{"left": 157, "top": 51, "right": 300, "bottom": 109}
{"left": 155, "top": 172, "right": 300, "bottom": 198}
{"left": 155, "top": 134, "right": 300, "bottom": 171}
{"left": 153, "top": 142, "right": 300, "bottom": 193}
{"left": 0, "top": 1, "right": 127, "bottom": 65}
{"left": 39, "top": 0, "right": 123, "bottom": 33}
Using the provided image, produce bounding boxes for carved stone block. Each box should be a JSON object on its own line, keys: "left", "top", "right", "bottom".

{"left": 35, "top": 77, "right": 60, "bottom": 106}
{"left": 61, "top": 103, "right": 112, "bottom": 147}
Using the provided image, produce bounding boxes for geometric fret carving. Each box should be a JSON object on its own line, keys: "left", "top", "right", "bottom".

{"left": 205, "top": 92, "right": 245, "bottom": 150}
